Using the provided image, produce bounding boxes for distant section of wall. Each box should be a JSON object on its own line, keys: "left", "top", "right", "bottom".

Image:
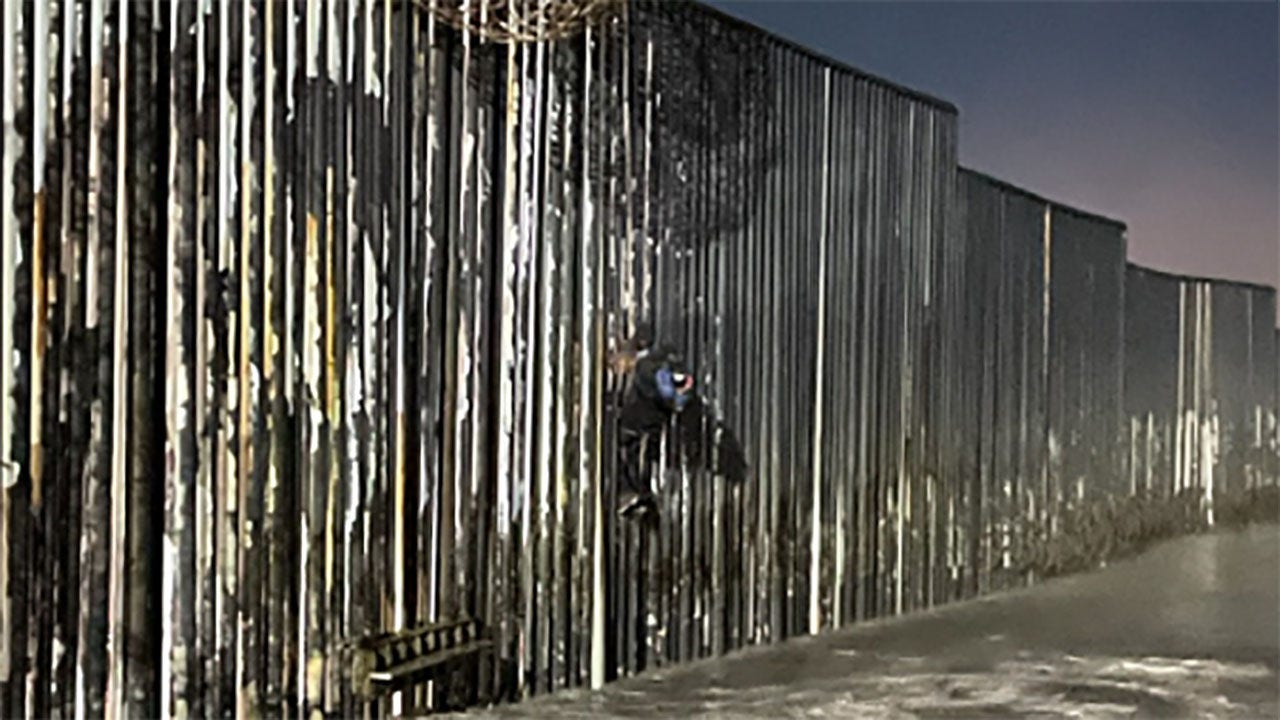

{"left": 958, "top": 170, "right": 1129, "bottom": 592}
{"left": 1046, "top": 209, "right": 1128, "bottom": 506}
{"left": 960, "top": 166, "right": 1279, "bottom": 586}
{"left": 1124, "top": 266, "right": 1279, "bottom": 505}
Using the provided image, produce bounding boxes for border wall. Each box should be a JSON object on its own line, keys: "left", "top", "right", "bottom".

{"left": 1124, "top": 265, "right": 1278, "bottom": 503}
{"left": 958, "top": 170, "right": 1122, "bottom": 593}
{"left": 1, "top": 1, "right": 1276, "bottom": 717}
{"left": 609, "top": 1, "right": 963, "bottom": 683}
{"left": 959, "top": 169, "right": 1277, "bottom": 584}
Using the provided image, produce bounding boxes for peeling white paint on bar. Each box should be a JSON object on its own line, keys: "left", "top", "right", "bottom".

{"left": 238, "top": 0, "right": 258, "bottom": 711}
{"left": 1175, "top": 282, "right": 1186, "bottom": 494}
{"left": 638, "top": 37, "right": 654, "bottom": 314}
{"left": 32, "top": 1, "right": 49, "bottom": 194}
{"left": 105, "top": 4, "right": 131, "bottom": 719}
{"left": 25, "top": 0, "right": 51, "bottom": 612}
{"left": 325, "top": 0, "right": 340, "bottom": 87}
{"left": 215, "top": 16, "right": 240, "bottom": 676}
{"left": 420, "top": 3, "right": 441, "bottom": 638}
{"left": 495, "top": 35, "right": 518, "bottom": 561}
{"left": 808, "top": 66, "right": 831, "bottom": 637}
{"left": 163, "top": 0, "right": 193, "bottom": 714}
{"left": 284, "top": 0, "right": 297, "bottom": 123}
{"left": 520, "top": 35, "right": 550, "bottom": 691}
{"left": 0, "top": 0, "right": 25, "bottom": 691}
{"left": 296, "top": 513, "right": 308, "bottom": 719}
{"left": 304, "top": 0, "right": 320, "bottom": 80}
{"left": 280, "top": 3, "right": 297, "bottom": 420}
{"left": 82, "top": 0, "right": 104, "bottom": 332}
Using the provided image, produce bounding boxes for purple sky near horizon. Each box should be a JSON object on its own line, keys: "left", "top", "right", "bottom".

{"left": 708, "top": 0, "right": 1279, "bottom": 292}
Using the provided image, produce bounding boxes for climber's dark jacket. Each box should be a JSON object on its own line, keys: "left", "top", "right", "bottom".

{"left": 616, "top": 345, "right": 748, "bottom": 503}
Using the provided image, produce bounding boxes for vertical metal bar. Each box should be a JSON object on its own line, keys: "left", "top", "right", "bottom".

{"left": 53, "top": 1, "right": 90, "bottom": 713}
{"left": 414, "top": 2, "right": 447, "bottom": 710}
{"left": 191, "top": 1, "right": 217, "bottom": 710}
{"left": 387, "top": 1, "right": 411, "bottom": 693}
{"left": 27, "top": 0, "right": 59, "bottom": 713}
{"left": 297, "top": 0, "right": 325, "bottom": 713}
{"left": 262, "top": 0, "right": 299, "bottom": 711}
{"left": 105, "top": 1, "right": 130, "bottom": 716}
{"left": 75, "top": 0, "right": 118, "bottom": 714}
{"left": 437, "top": 0, "right": 463, "bottom": 662}
{"left": 853, "top": 76, "right": 870, "bottom": 623}
{"left": 238, "top": 1, "right": 267, "bottom": 712}
{"left": 162, "top": 0, "right": 199, "bottom": 715}
{"left": 209, "top": 2, "right": 238, "bottom": 714}
{"left": 490, "top": 13, "right": 518, "bottom": 704}
{"left": 122, "top": 1, "right": 161, "bottom": 715}
{"left": 0, "top": 1, "right": 32, "bottom": 716}
{"left": 832, "top": 73, "right": 854, "bottom": 629}
{"left": 519, "top": 31, "right": 547, "bottom": 698}
{"left": 335, "top": 0, "right": 357, "bottom": 707}
{"left": 550, "top": 33, "right": 569, "bottom": 694}
{"left": 580, "top": 20, "right": 605, "bottom": 692}
{"left": 351, "top": 1, "right": 373, "bottom": 711}
{"left": 807, "top": 66, "right": 830, "bottom": 637}
{"left": 0, "top": 0, "right": 10, "bottom": 714}
{"left": 0, "top": 0, "right": 12, "bottom": 704}
{"left": 589, "top": 39, "right": 610, "bottom": 673}
{"left": 1041, "top": 205, "right": 1054, "bottom": 535}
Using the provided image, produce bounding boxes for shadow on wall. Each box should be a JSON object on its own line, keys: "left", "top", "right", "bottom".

{"left": 627, "top": 0, "right": 779, "bottom": 247}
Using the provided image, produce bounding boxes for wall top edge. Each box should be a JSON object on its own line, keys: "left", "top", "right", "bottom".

{"left": 959, "top": 166, "right": 1128, "bottom": 232}
{"left": 689, "top": 1, "right": 961, "bottom": 116}
{"left": 1126, "top": 262, "right": 1278, "bottom": 296}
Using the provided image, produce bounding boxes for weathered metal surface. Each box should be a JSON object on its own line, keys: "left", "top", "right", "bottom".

{"left": 959, "top": 170, "right": 1129, "bottom": 591}
{"left": 959, "top": 169, "right": 1278, "bottom": 586}
{"left": 1124, "top": 265, "right": 1279, "bottom": 510}
{"left": 0, "top": 1, "right": 1277, "bottom": 718}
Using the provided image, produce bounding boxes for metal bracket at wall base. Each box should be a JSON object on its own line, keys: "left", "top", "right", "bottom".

{"left": 348, "top": 617, "right": 493, "bottom": 700}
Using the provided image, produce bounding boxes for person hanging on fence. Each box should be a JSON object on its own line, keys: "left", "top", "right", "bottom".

{"left": 609, "top": 322, "right": 749, "bottom": 519}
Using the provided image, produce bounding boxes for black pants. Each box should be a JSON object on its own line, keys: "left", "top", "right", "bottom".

{"left": 617, "top": 396, "right": 669, "bottom": 498}
{"left": 616, "top": 394, "right": 748, "bottom": 489}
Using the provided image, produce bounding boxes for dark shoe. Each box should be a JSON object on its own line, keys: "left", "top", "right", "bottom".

{"left": 619, "top": 492, "right": 659, "bottom": 520}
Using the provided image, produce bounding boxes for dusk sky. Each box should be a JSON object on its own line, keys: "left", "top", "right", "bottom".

{"left": 708, "top": 0, "right": 1279, "bottom": 292}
